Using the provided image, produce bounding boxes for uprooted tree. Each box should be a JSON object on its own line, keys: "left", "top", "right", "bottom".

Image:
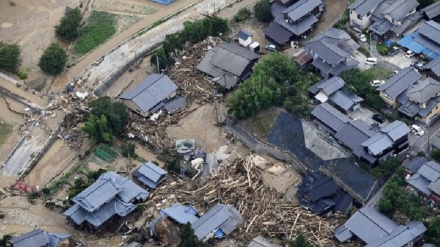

{"left": 287, "top": 232, "right": 313, "bottom": 247}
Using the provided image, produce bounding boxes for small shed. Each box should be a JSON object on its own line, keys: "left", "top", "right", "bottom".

{"left": 249, "top": 42, "right": 260, "bottom": 52}
{"left": 238, "top": 30, "right": 253, "bottom": 47}
{"left": 133, "top": 162, "right": 168, "bottom": 189}
{"left": 151, "top": 0, "right": 175, "bottom": 5}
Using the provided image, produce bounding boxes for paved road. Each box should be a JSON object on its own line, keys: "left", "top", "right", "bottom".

{"left": 410, "top": 118, "right": 440, "bottom": 153}
{"left": 369, "top": 40, "right": 401, "bottom": 71}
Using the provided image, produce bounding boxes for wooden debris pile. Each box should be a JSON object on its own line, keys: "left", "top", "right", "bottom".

{"left": 145, "top": 156, "right": 354, "bottom": 246}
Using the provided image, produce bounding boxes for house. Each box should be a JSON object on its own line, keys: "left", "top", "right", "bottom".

{"left": 425, "top": 55, "right": 440, "bottom": 80}
{"left": 309, "top": 77, "right": 345, "bottom": 103}
{"left": 348, "top": 0, "right": 421, "bottom": 39}
{"left": 293, "top": 48, "right": 313, "bottom": 69}
{"left": 421, "top": 0, "right": 440, "bottom": 21}
{"left": 305, "top": 28, "right": 360, "bottom": 79}
{"left": 9, "top": 229, "right": 70, "bottom": 247}
{"left": 398, "top": 77, "right": 440, "bottom": 125}
{"left": 265, "top": 0, "right": 325, "bottom": 45}
{"left": 377, "top": 67, "right": 422, "bottom": 108}
{"left": 164, "top": 96, "right": 187, "bottom": 114}
{"left": 197, "top": 42, "right": 260, "bottom": 89}
{"left": 238, "top": 30, "right": 253, "bottom": 47}
{"left": 403, "top": 156, "right": 428, "bottom": 176}
{"left": 63, "top": 172, "right": 149, "bottom": 229}
{"left": 191, "top": 203, "right": 242, "bottom": 241}
{"left": 248, "top": 236, "right": 282, "bottom": 247}
{"left": 360, "top": 120, "right": 410, "bottom": 164}
{"left": 335, "top": 119, "right": 379, "bottom": 165}
{"left": 398, "top": 20, "right": 440, "bottom": 60}
{"left": 334, "top": 207, "right": 427, "bottom": 246}
{"left": 150, "top": 0, "right": 174, "bottom": 5}
{"left": 133, "top": 162, "right": 167, "bottom": 189}
{"left": 328, "top": 90, "right": 363, "bottom": 114}
{"left": 161, "top": 204, "right": 199, "bottom": 224}
{"left": 406, "top": 159, "right": 440, "bottom": 206}
{"left": 311, "top": 103, "right": 350, "bottom": 135}
{"left": 297, "top": 172, "right": 353, "bottom": 216}
{"left": 119, "top": 74, "right": 178, "bottom": 117}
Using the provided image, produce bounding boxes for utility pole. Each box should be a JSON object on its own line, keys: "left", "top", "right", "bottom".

{"left": 156, "top": 55, "right": 160, "bottom": 74}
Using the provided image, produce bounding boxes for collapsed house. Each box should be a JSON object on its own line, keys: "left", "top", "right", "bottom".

{"left": 196, "top": 42, "right": 260, "bottom": 90}
{"left": 63, "top": 172, "right": 149, "bottom": 229}
{"left": 9, "top": 229, "right": 70, "bottom": 247}
{"left": 133, "top": 162, "right": 168, "bottom": 189}
{"left": 334, "top": 207, "right": 427, "bottom": 246}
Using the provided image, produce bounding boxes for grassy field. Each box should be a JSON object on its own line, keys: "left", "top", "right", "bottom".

{"left": 366, "top": 66, "right": 393, "bottom": 80}
{"left": 0, "top": 120, "right": 13, "bottom": 146}
{"left": 74, "top": 11, "right": 117, "bottom": 56}
{"left": 27, "top": 78, "right": 47, "bottom": 91}
{"left": 240, "top": 108, "right": 280, "bottom": 139}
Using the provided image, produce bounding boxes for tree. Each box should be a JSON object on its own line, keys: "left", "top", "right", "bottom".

{"left": 81, "top": 114, "right": 114, "bottom": 143}
{"left": 0, "top": 42, "right": 20, "bottom": 73}
{"left": 88, "top": 96, "right": 128, "bottom": 136}
{"left": 417, "top": 0, "right": 436, "bottom": 10}
{"left": 38, "top": 43, "right": 67, "bottom": 75}
{"left": 121, "top": 142, "right": 136, "bottom": 158}
{"left": 253, "top": 0, "right": 272, "bottom": 23}
{"left": 287, "top": 232, "right": 312, "bottom": 247}
{"left": 55, "top": 7, "right": 82, "bottom": 42}
{"left": 425, "top": 218, "right": 440, "bottom": 246}
{"left": 178, "top": 222, "right": 205, "bottom": 247}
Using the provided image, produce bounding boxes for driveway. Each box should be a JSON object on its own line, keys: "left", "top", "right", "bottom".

{"left": 410, "top": 119, "right": 440, "bottom": 153}
{"left": 349, "top": 107, "right": 389, "bottom": 127}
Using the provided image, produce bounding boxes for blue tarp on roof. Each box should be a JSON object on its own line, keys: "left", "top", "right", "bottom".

{"left": 398, "top": 31, "right": 439, "bottom": 59}
{"left": 422, "top": 48, "right": 439, "bottom": 59}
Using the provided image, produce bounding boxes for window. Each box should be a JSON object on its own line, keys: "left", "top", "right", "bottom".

{"left": 357, "top": 14, "right": 362, "bottom": 20}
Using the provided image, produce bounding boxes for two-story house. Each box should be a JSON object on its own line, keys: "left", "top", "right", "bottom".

{"left": 398, "top": 77, "right": 440, "bottom": 125}
{"left": 265, "top": 0, "right": 325, "bottom": 46}
{"left": 398, "top": 20, "right": 440, "bottom": 60}
{"left": 348, "top": 0, "right": 383, "bottom": 30}
{"left": 377, "top": 67, "right": 422, "bottom": 109}
{"left": 305, "top": 28, "right": 360, "bottom": 79}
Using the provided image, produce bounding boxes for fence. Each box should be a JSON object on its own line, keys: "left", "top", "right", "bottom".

{"left": 225, "top": 120, "right": 308, "bottom": 174}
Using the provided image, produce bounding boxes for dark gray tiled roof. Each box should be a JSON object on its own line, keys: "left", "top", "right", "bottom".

{"left": 312, "top": 58, "right": 333, "bottom": 75}
{"left": 133, "top": 162, "right": 167, "bottom": 189}
{"left": 282, "top": 0, "right": 322, "bottom": 22}
{"left": 197, "top": 42, "right": 260, "bottom": 89}
{"left": 418, "top": 20, "right": 440, "bottom": 44}
{"left": 164, "top": 96, "right": 186, "bottom": 114}
{"left": 425, "top": 56, "right": 440, "bottom": 76}
{"left": 334, "top": 207, "right": 398, "bottom": 244}
{"left": 192, "top": 204, "right": 242, "bottom": 240}
{"left": 348, "top": 0, "right": 383, "bottom": 16}
{"left": 274, "top": 14, "right": 318, "bottom": 36}
{"left": 418, "top": 96, "right": 440, "bottom": 117}
{"left": 119, "top": 74, "right": 178, "bottom": 113}
{"left": 366, "top": 221, "right": 427, "bottom": 247}
{"left": 404, "top": 156, "right": 428, "bottom": 174}
{"left": 369, "top": 19, "right": 393, "bottom": 36}
{"left": 306, "top": 41, "right": 346, "bottom": 66}
{"left": 311, "top": 103, "right": 350, "bottom": 133}
{"left": 264, "top": 22, "right": 293, "bottom": 46}
{"left": 422, "top": 0, "right": 440, "bottom": 19}
{"left": 381, "top": 120, "right": 411, "bottom": 141}
{"left": 308, "top": 78, "right": 329, "bottom": 95}
{"left": 329, "top": 90, "right": 363, "bottom": 111}
{"left": 391, "top": 12, "right": 423, "bottom": 35}
{"left": 317, "top": 76, "right": 345, "bottom": 95}
{"left": 271, "top": 2, "right": 286, "bottom": 18}
{"left": 382, "top": 0, "right": 419, "bottom": 21}
{"left": 238, "top": 30, "right": 252, "bottom": 40}
{"left": 9, "top": 229, "right": 70, "bottom": 247}
{"left": 371, "top": 0, "right": 393, "bottom": 20}
{"left": 247, "top": 236, "right": 282, "bottom": 247}
{"left": 428, "top": 179, "right": 440, "bottom": 194}
{"left": 335, "top": 120, "right": 372, "bottom": 158}
{"left": 378, "top": 67, "right": 422, "bottom": 99}
{"left": 407, "top": 77, "right": 440, "bottom": 104}
{"left": 361, "top": 121, "right": 410, "bottom": 156}
{"left": 408, "top": 173, "right": 432, "bottom": 195}
{"left": 161, "top": 204, "right": 199, "bottom": 224}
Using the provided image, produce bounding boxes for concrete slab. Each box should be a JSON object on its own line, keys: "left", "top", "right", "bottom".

{"left": 348, "top": 107, "right": 389, "bottom": 127}
{"left": 267, "top": 163, "right": 286, "bottom": 175}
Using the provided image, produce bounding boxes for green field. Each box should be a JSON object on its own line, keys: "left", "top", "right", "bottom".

{"left": 74, "top": 11, "right": 116, "bottom": 56}
{"left": 0, "top": 120, "right": 13, "bottom": 146}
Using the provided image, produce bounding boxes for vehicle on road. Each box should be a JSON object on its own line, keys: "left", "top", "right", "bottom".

{"left": 365, "top": 57, "right": 378, "bottom": 65}
{"left": 265, "top": 44, "right": 277, "bottom": 52}
{"left": 411, "top": 124, "right": 425, "bottom": 136}
{"left": 387, "top": 47, "right": 399, "bottom": 56}
{"left": 411, "top": 61, "right": 425, "bottom": 71}
{"left": 406, "top": 50, "right": 415, "bottom": 58}
{"left": 370, "top": 80, "right": 385, "bottom": 87}
{"left": 356, "top": 33, "right": 367, "bottom": 43}
{"left": 372, "top": 113, "right": 385, "bottom": 123}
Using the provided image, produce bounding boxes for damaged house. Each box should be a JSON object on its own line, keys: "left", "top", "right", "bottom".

{"left": 9, "top": 229, "right": 70, "bottom": 247}
{"left": 63, "top": 172, "right": 149, "bottom": 229}
{"left": 406, "top": 158, "right": 440, "bottom": 207}
{"left": 197, "top": 42, "right": 260, "bottom": 90}
{"left": 133, "top": 162, "right": 168, "bottom": 189}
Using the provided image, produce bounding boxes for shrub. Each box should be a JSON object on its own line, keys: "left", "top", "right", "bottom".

{"left": 432, "top": 148, "right": 440, "bottom": 161}
{"left": 253, "top": 0, "right": 271, "bottom": 23}
{"left": 233, "top": 8, "right": 252, "bottom": 22}
{"left": 55, "top": 7, "right": 82, "bottom": 42}
{"left": 121, "top": 142, "right": 136, "bottom": 158}
{"left": 376, "top": 43, "right": 390, "bottom": 56}
{"left": 17, "top": 70, "right": 28, "bottom": 79}
{"left": 38, "top": 43, "right": 67, "bottom": 75}
{"left": 0, "top": 42, "right": 20, "bottom": 73}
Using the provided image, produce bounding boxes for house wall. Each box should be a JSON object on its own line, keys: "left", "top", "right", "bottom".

{"left": 417, "top": 102, "right": 440, "bottom": 125}
{"left": 122, "top": 99, "right": 150, "bottom": 117}
{"left": 349, "top": 10, "right": 373, "bottom": 30}
{"left": 379, "top": 91, "right": 398, "bottom": 108}
{"left": 240, "top": 59, "right": 259, "bottom": 81}
{"left": 313, "top": 119, "right": 337, "bottom": 136}
{"left": 239, "top": 37, "right": 252, "bottom": 47}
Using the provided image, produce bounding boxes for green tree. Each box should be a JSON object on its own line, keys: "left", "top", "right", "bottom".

{"left": 417, "top": 0, "right": 436, "bottom": 10}
{"left": 81, "top": 114, "right": 114, "bottom": 143}
{"left": 233, "top": 7, "right": 252, "bottom": 22}
{"left": 55, "top": 7, "right": 82, "bottom": 42}
{"left": 253, "top": 0, "right": 272, "bottom": 23}
{"left": 287, "top": 232, "right": 312, "bottom": 247}
{"left": 121, "top": 142, "right": 136, "bottom": 158}
{"left": 0, "top": 42, "right": 21, "bottom": 73}
{"left": 178, "top": 222, "right": 205, "bottom": 247}
{"left": 0, "top": 234, "right": 12, "bottom": 246}
{"left": 425, "top": 218, "right": 440, "bottom": 246}
{"left": 88, "top": 96, "right": 128, "bottom": 136}
{"left": 38, "top": 43, "right": 67, "bottom": 75}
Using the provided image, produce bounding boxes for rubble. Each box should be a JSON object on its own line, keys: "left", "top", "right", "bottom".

{"left": 143, "top": 156, "right": 353, "bottom": 246}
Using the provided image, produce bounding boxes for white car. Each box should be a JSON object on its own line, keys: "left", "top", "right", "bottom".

{"left": 406, "top": 50, "right": 415, "bottom": 58}
{"left": 411, "top": 124, "right": 425, "bottom": 136}
{"left": 370, "top": 80, "right": 385, "bottom": 87}
{"left": 356, "top": 33, "right": 367, "bottom": 43}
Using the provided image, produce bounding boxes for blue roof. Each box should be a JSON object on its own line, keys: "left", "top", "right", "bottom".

{"left": 133, "top": 162, "right": 167, "bottom": 189}
{"left": 238, "top": 30, "right": 252, "bottom": 40}
{"left": 161, "top": 204, "right": 199, "bottom": 224}
{"left": 9, "top": 229, "right": 70, "bottom": 247}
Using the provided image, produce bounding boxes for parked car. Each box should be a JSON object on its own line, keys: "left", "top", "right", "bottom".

{"left": 411, "top": 61, "right": 425, "bottom": 71}
{"left": 265, "top": 44, "right": 277, "bottom": 52}
{"left": 370, "top": 80, "right": 385, "bottom": 87}
{"left": 406, "top": 50, "right": 415, "bottom": 58}
{"left": 372, "top": 113, "right": 385, "bottom": 123}
{"left": 356, "top": 33, "right": 367, "bottom": 43}
{"left": 388, "top": 70, "right": 398, "bottom": 78}
{"left": 387, "top": 47, "right": 399, "bottom": 56}
{"left": 365, "top": 57, "right": 378, "bottom": 65}
{"left": 411, "top": 124, "right": 425, "bottom": 136}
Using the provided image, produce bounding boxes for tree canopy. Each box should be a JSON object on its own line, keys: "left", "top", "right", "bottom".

{"left": 38, "top": 43, "right": 67, "bottom": 75}
{"left": 81, "top": 114, "right": 114, "bottom": 143}
{"left": 287, "top": 232, "right": 312, "bottom": 247}
{"left": 178, "top": 222, "right": 206, "bottom": 247}
{"left": 228, "top": 52, "right": 318, "bottom": 119}
{"left": 55, "top": 7, "right": 82, "bottom": 42}
{"left": 0, "top": 42, "right": 21, "bottom": 73}
{"left": 253, "top": 0, "right": 272, "bottom": 23}
{"left": 88, "top": 96, "right": 128, "bottom": 136}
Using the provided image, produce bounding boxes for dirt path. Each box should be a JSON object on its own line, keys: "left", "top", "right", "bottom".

{"left": 0, "top": 77, "right": 47, "bottom": 109}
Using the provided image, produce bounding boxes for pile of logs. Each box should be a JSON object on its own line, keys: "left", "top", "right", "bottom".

{"left": 144, "top": 156, "right": 356, "bottom": 246}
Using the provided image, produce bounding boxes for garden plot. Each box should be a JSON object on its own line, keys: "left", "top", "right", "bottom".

{"left": 92, "top": 0, "right": 158, "bottom": 15}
